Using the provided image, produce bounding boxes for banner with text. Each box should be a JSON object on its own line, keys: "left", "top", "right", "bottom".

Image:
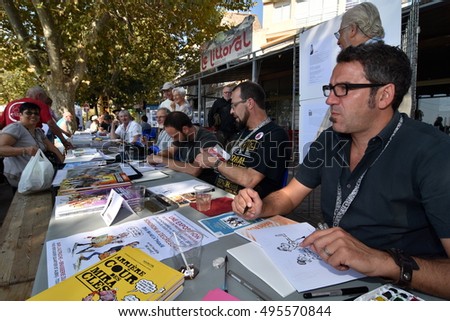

{"left": 200, "top": 15, "right": 254, "bottom": 72}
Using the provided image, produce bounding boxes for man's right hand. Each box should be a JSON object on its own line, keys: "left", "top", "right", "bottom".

{"left": 232, "top": 188, "right": 262, "bottom": 219}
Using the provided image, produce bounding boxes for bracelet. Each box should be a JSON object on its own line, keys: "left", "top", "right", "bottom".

{"left": 386, "top": 248, "right": 419, "bottom": 288}
{"left": 213, "top": 159, "right": 222, "bottom": 172}
{"left": 22, "top": 148, "right": 26, "bottom": 156}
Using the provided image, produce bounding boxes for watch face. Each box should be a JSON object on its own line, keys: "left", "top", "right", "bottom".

{"left": 403, "top": 272, "right": 412, "bottom": 281}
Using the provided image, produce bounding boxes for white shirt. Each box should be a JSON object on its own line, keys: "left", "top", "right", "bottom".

{"left": 114, "top": 120, "right": 142, "bottom": 143}
{"left": 159, "top": 99, "right": 173, "bottom": 111}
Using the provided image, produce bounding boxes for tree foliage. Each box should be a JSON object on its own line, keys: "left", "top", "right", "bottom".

{"left": 0, "top": 0, "right": 253, "bottom": 115}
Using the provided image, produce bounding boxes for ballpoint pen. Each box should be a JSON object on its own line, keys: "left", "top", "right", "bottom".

{"left": 223, "top": 256, "right": 228, "bottom": 293}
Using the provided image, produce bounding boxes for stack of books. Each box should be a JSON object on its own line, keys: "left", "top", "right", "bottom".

{"left": 28, "top": 247, "right": 185, "bottom": 301}
{"left": 54, "top": 188, "right": 112, "bottom": 220}
{"left": 54, "top": 163, "right": 135, "bottom": 220}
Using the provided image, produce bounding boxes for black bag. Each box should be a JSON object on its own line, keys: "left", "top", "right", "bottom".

{"left": 44, "top": 150, "right": 60, "bottom": 167}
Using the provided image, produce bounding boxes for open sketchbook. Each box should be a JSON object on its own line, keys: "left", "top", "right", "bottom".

{"left": 250, "top": 223, "right": 365, "bottom": 292}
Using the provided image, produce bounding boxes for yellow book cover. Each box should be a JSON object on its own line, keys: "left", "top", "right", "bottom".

{"left": 28, "top": 247, "right": 184, "bottom": 301}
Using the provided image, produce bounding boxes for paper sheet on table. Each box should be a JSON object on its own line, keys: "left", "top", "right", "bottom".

{"left": 250, "top": 223, "right": 365, "bottom": 292}
{"left": 148, "top": 179, "right": 214, "bottom": 196}
{"left": 127, "top": 161, "right": 157, "bottom": 173}
{"left": 227, "top": 242, "right": 296, "bottom": 297}
{"left": 52, "top": 169, "right": 68, "bottom": 187}
{"left": 64, "top": 153, "right": 102, "bottom": 163}
{"left": 132, "top": 170, "right": 169, "bottom": 182}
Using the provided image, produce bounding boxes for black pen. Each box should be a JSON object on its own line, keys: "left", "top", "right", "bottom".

{"left": 223, "top": 256, "right": 228, "bottom": 293}
{"left": 227, "top": 270, "right": 271, "bottom": 301}
{"left": 303, "top": 286, "right": 369, "bottom": 299}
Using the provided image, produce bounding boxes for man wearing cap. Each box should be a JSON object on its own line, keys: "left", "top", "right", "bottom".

{"left": 159, "top": 82, "right": 175, "bottom": 111}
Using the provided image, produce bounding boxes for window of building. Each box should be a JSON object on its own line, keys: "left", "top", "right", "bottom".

{"left": 273, "top": 1, "right": 291, "bottom": 23}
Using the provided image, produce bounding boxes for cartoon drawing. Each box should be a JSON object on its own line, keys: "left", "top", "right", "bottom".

{"left": 82, "top": 289, "right": 118, "bottom": 301}
{"left": 74, "top": 241, "right": 140, "bottom": 270}
{"left": 275, "top": 233, "right": 320, "bottom": 266}
{"left": 223, "top": 216, "right": 245, "bottom": 228}
{"left": 296, "top": 248, "right": 321, "bottom": 265}
{"left": 275, "top": 233, "right": 306, "bottom": 252}
{"left": 71, "top": 232, "right": 129, "bottom": 255}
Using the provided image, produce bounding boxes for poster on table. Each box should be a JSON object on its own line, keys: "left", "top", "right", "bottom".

{"left": 298, "top": 0, "right": 402, "bottom": 162}
{"left": 45, "top": 211, "right": 218, "bottom": 287}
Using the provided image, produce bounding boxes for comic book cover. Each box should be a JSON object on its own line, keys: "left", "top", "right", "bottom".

{"left": 28, "top": 247, "right": 184, "bottom": 301}
{"left": 54, "top": 188, "right": 112, "bottom": 219}
{"left": 58, "top": 164, "right": 131, "bottom": 195}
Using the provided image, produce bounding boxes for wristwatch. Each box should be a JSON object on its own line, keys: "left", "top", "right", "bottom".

{"left": 386, "top": 248, "right": 419, "bottom": 288}
{"left": 213, "top": 158, "right": 222, "bottom": 172}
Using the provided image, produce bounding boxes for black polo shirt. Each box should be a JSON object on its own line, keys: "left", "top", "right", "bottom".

{"left": 296, "top": 112, "right": 450, "bottom": 257}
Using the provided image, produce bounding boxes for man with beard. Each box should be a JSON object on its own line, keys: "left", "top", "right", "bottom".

{"left": 146, "top": 111, "right": 218, "bottom": 182}
{"left": 196, "top": 81, "right": 290, "bottom": 199}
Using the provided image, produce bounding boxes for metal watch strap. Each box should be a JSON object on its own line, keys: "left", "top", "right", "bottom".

{"left": 386, "top": 248, "right": 419, "bottom": 288}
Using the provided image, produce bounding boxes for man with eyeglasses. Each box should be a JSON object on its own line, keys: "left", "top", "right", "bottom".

{"left": 151, "top": 107, "right": 172, "bottom": 155}
{"left": 207, "top": 86, "right": 238, "bottom": 147}
{"left": 232, "top": 43, "right": 450, "bottom": 300}
{"left": 196, "top": 81, "right": 290, "bottom": 199}
{"left": 335, "top": 2, "right": 384, "bottom": 50}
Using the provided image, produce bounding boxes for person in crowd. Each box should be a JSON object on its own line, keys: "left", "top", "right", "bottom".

{"left": 159, "top": 82, "right": 175, "bottom": 111}
{"left": 112, "top": 109, "right": 122, "bottom": 123}
{"left": 110, "top": 110, "right": 142, "bottom": 144}
{"left": 232, "top": 43, "right": 450, "bottom": 300}
{"left": 56, "top": 111, "right": 75, "bottom": 140}
{"left": 98, "top": 114, "right": 113, "bottom": 134}
{"left": 172, "top": 87, "right": 193, "bottom": 119}
{"left": 319, "top": 2, "right": 387, "bottom": 133}
{"left": 89, "top": 115, "right": 100, "bottom": 133}
{"left": 196, "top": 81, "right": 291, "bottom": 199}
{"left": 84, "top": 115, "right": 93, "bottom": 130}
{"left": 433, "top": 116, "right": 445, "bottom": 132}
{"left": 0, "top": 102, "right": 65, "bottom": 191}
{"left": 147, "top": 111, "right": 217, "bottom": 182}
{"left": 335, "top": 2, "right": 385, "bottom": 50}
{"left": 207, "top": 86, "right": 238, "bottom": 148}
{"left": 151, "top": 107, "right": 172, "bottom": 155}
{"left": 140, "top": 115, "right": 152, "bottom": 131}
{"left": 0, "top": 86, "right": 73, "bottom": 149}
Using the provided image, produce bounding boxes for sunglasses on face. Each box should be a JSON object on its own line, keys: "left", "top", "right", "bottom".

{"left": 23, "top": 111, "right": 40, "bottom": 116}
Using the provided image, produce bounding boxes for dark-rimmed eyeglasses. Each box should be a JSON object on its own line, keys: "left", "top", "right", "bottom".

{"left": 334, "top": 25, "right": 351, "bottom": 40}
{"left": 322, "top": 83, "right": 387, "bottom": 97}
{"left": 231, "top": 99, "right": 247, "bottom": 109}
{"left": 23, "top": 111, "right": 40, "bottom": 116}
